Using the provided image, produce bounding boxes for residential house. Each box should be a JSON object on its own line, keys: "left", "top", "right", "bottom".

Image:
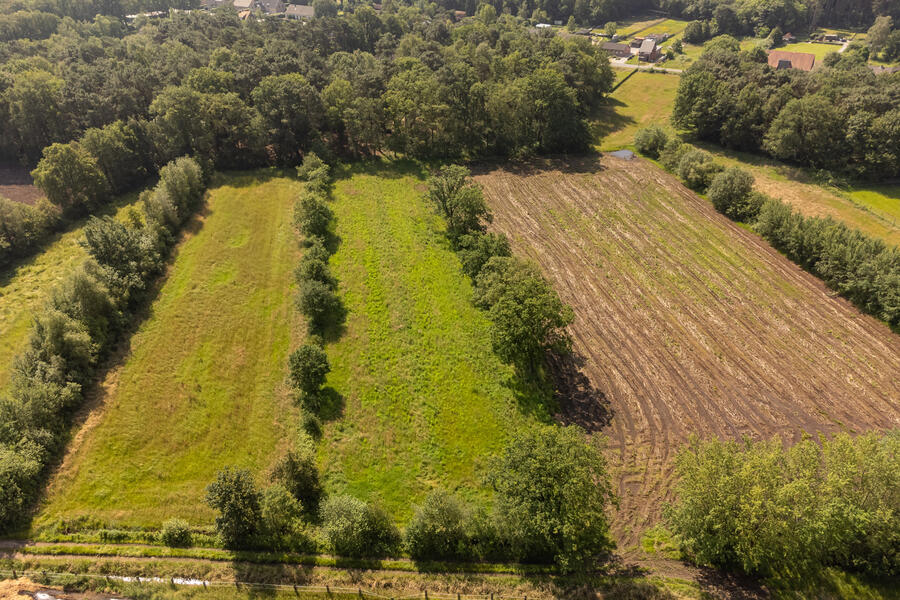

{"left": 824, "top": 33, "right": 840, "bottom": 42}
{"left": 601, "top": 42, "right": 631, "bottom": 58}
{"left": 285, "top": 3, "right": 314, "bottom": 18}
{"left": 629, "top": 36, "right": 644, "bottom": 48}
{"left": 258, "top": 0, "right": 284, "bottom": 13}
{"left": 782, "top": 32, "right": 796, "bottom": 42}
{"left": 638, "top": 38, "right": 659, "bottom": 61}
{"left": 232, "top": 0, "right": 253, "bottom": 9}
{"left": 645, "top": 32, "right": 669, "bottom": 42}
{"left": 766, "top": 50, "right": 816, "bottom": 71}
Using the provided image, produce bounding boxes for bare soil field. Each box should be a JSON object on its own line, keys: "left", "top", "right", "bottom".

{"left": 0, "top": 162, "right": 43, "bottom": 205}
{"left": 474, "top": 156, "right": 900, "bottom": 547}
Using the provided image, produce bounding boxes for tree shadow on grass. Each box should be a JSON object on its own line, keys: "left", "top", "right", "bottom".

{"left": 315, "top": 386, "right": 345, "bottom": 423}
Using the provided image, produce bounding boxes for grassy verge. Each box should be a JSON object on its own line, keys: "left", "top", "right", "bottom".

{"left": 594, "top": 71, "right": 680, "bottom": 152}
{"left": 34, "top": 172, "right": 303, "bottom": 529}
{"left": 318, "top": 161, "right": 551, "bottom": 521}
{"left": 0, "top": 193, "right": 142, "bottom": 390}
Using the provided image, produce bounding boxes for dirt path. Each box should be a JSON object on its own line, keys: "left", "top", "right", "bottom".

{"left": 474, "top": 156, "right": 900, "bottom": 547}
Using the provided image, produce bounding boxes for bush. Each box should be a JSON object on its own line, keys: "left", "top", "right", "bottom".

{"left": 288, "top": 343, "right": 330, "bottom": 405}
{"left": 260, "top": 484, "right": 308, "bottom": 550}
{"left": 297, "top": 279, "right": 342, "bottom": 332}
{"left": 659, "top": 139, "right": 688, "bottom": 172}
{"left": 295, "top": 258, "right": 337, "bottom": 289}
{"left": 31, "top": 141, "right": 110, "bottom": 216}
{"left": 295, "top": 192, "right": 333, "bottom": 239}
{"left": 455, "top": 232, "right": 511, "bottom": 279}
{"left": 320, "top": 494, "right": 401, "bottom": 557}
{"left": 205, "top": 467, "right": 262, "bottom": 548}
{"left": 271, "top": 440, "right": 323, "bottom": 513}
{"left": 634, "top": 126, "right": 669, "bottom": 159}
{"left": 296, "top": 152, "right": 329, "bottom": 181}
{"left": 676, "top": 149, "right": 722, "bottom": 191}
{"left": 160, "top": 518, "right": 192, "bottom": 547}
{"left": 487, "top": 425, "right": 616, "bottom": 571}
{"left": 0, "top": 196, "right": 58, "bottom": 266}
{"left": 405, "top": 490, "right": 470, "bottom": 561}
{"left": 707, "top": 167, "right": 757, "bottom": 221}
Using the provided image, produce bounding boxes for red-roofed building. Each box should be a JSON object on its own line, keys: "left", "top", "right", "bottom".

{"left": 767, "top": 50, "right": 816, "bottom": 71}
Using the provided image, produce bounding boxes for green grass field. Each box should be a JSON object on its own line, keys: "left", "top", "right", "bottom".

{"left": 0, "top": 194, "right": 142, "bottom": 391}
{"left": 318, "top": 162, "right": 548, "bottom": 520}
{"left": 594, "top": 71, "right": 681, "bottom": 151}
{"left": 780, "top": 41, "right": 841, "bottom": 63}
{"left": 35, "top": 173, "right": 303, "bottom": 528}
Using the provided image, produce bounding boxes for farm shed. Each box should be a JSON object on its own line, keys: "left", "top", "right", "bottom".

{"left": 285, "top": 3, "right": 314, "bottom": 19}
{"left": 639, "top": 38, "right": 659, "bottom": 61}
{"left": 601, "top": 42, "right": 632, "bottom": 58}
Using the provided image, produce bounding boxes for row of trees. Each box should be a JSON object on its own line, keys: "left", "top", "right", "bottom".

{"left": 201, "top": 425, "right": 616, "bottom": 570}
{"left": 868, "top": 15, "right": 900, "bottom": 62}
{"left": 636, "top": 126, "right": 900, "bottom": 329}
{"left": 426, "top": 165, "right": 573, "bottom": 373}
{"left": 667, "top": 431, "right": 899, "bottom": 578}
{"left": 0, "top": 156, "right": 207, "bottom": 531}
{"left": 658, "top": 0, "right": 899, "bottom": 31}
{"left": 672, "top": 36, "right": 900, "bottom": 180}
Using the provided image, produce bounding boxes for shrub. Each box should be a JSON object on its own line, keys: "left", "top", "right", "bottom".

{"left": 707, "top": 167, "right": 757, "bottom": 221}
{"left": 295, "top": 193, "right": 333, "bottom": 239}
{"left": 271, "top": 441, "right": 322, "bottom": 513}
{"left": 205, "top": 467, "right": 261, "bottom": 548}
{"left": 296, "top": 152, "right": 329, "bottom": 182}
{"left": 288, "top": 343, "right": 330, "bottom": 405}
{"left": 295, "top": 258, "right": 337, "bottom": 289}
{"left": 320, "top": 494, "right": 401, "bottom": 557}
{"left": 160, "top": 518, "right": 192, "bottom": 547}
{"left": 634, "top": 126, "right": 669, "bottom": 159}
{"left": 260, "top": 484, "right": 308, "bottom": 550}
{"left": 455, "top": 232, "right": 511, "bottom": 279}
{"left": 488, "top": 425, "right": 616, "bottom": 571}
{"left": 676, "top": 149, "right": 722, "bottom": 191}
{"left": 404, "top": 490, "right": 470, "bottom": 561}
{"left": 297, "top": 279, "right": 342, "bottom": 332}
{"left": 659, "top": 138, "right": 688, "bottom": 172}
{"left": 0, "top": 196, "right": 58, "bottom": 266}
{"left": 426, "top": 165, "right": 491, "bottom": 242}
{"left": 31, "top": 141, "right": 110, "bottom": 216}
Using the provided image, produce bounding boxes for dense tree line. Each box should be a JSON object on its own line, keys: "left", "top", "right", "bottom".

{"left": 0, "top": 0, "right": 199, "bottom": 21}
{"left": 426, "top": 165, "right": 574, "bottom": 373}
{"left": 658, "top": 0, "right": 899, "bottom": 33}
{"left": 201, "top": 425, "right": 615, "bottom": 570}
{"left": 667, "top": 432, "right": 899, "bottom": 578}
{"left": 0, "top": 5, "right": 613, "bottom": 265}
{"left": 0, "top": 156, "right": 207, "bottom": 531}
{"left": 0, "top": 7, "right": 612, "bottom": 167}
{"left": 636, "top": 126, "right": 900, "bottom": 330}
{"left": 672, "top": 37, "right": 900, "bottom": 180}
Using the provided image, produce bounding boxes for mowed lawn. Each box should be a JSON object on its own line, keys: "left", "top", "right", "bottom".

{"left": 319, "top": 162, "right": 545, "bottom": 521}
{"left": 781, "top": 41, "right": 842, "bottom": 63}
{"left": 0, "top": 195, "right": 141, "bottom": 391}
{"left": 594, "top": 71, "right": 680, "bottom": 151}
{"left": 36, "top": 174, "right": 302, "bottom": 528}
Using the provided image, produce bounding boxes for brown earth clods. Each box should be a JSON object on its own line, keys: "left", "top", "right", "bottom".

{"left": 474, "top": 156, "right": 900, "bottom": 547}
{"left": 0, "top": 163, "right": 43, "bottom": 205}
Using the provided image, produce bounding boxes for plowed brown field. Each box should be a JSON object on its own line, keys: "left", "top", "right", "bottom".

{"left": 474, "top": 156, "right": 900, "bottom": 546}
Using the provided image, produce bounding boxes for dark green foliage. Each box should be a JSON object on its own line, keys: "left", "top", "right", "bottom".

{"left": 295, "top": 193, "right": 333, "bottom": 240}
{"left": 755, "top": 197, "right": 900, "bottom": 328}
{"left": 296, "top": 153, "right": 330, "bottom": 183}
{"left": 320, "top": 494, "right": 401, "bottom": 558}
{"left": 676, "top": 149, "right": 723, "bottom": 192}
{"left": 252, "top": 74, "right": 323, "bottom": 165}
{"left": 682, "top": 20, "right": 709, "bottom": 44}
{"left": 426, "top": 165, "right": 492, "bottom": 242}
{"left": 659, "top": 138, "right": 690, "bottom": 172}
{"left": 259, "top": 484, "right": 312, "bottom": 551}
{"left": 297, "top": 278, "right": 342, "bottom": 333}
{"left": 0, "top": 196, "right": 58, "bottom": 266}
{"left": 288, "top": 343, "right": 331, "bottom": 406}
{"left": 0, "top": 443, "right": 42, "bottom": 528}
{"left": 488, "top": 425, "right": 616, "bottom": 571}
{"left": 404, "top": 490, "right": 470, "bottom": 561}
{"left": 455, "top": 232, "right": 511, "bottom": 279}
{"left": 672, "top": 38, "right": 900, "bottom": 179}
{"left": 205, "top": 467, "right": 262, "bottom": 548}
{"left": 667, "top": 432, "right": 900, "bottom": 578}
{"left": 80, "top": 120, "right": 152, "bottom": 194}
{"left": 295, "top": 258, "right": 337, "bottom": 289}
{"left": 31, "top": 142, "right": 110, "bottom": 216}
{"left": 160, "top": 518, "right": 192, "bottom": 547}
{"left": 707, "top": 167, "right": 759, "bottom": 221}
{"left": 634, "top": 126, "right": 669, "bottom": 159}
{"left": 271, "top": 443, "right": 322, "bottom": 513}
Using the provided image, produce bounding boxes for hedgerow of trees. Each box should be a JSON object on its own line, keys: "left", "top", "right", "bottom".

{"left": 0, "top": 156, "right": 207, "bottom": 531}
{"left": 667, "top": 431, "right": 899, "bottom": 578}
{"left": 672, "top": 37, "right": 900, "bottom": 181}
{"left": 635, "top": 127, "right": 900, "bottom": 330}
{"left": 426, "top": 165, "right": 574, "bottom": 373}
